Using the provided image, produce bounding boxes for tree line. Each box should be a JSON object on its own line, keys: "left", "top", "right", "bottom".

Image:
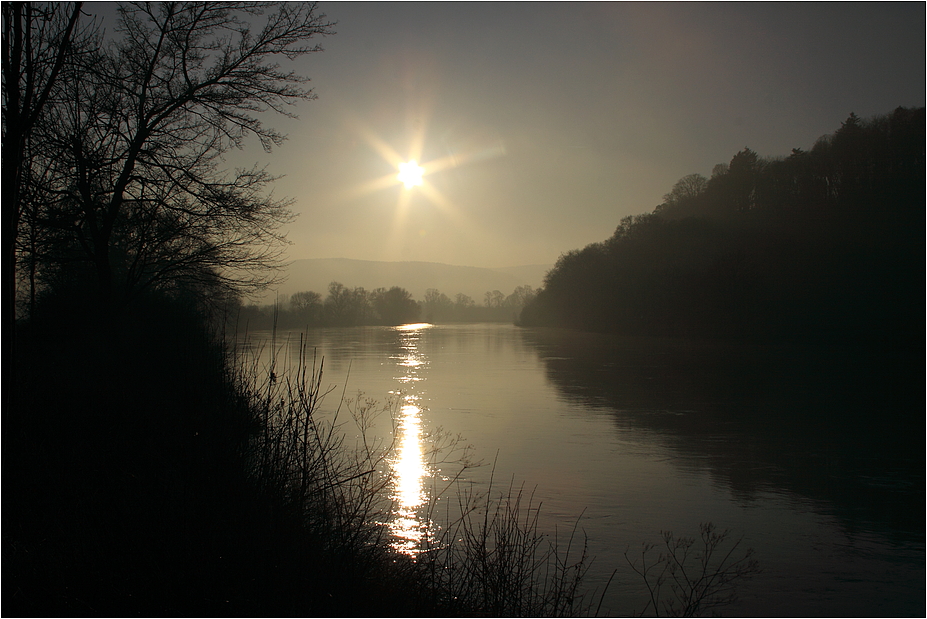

{"left": 237, "top": 282, "right": 538, "bottom": 329}
{"left": 520, "top": 107, "right": 924, "bottom": 347}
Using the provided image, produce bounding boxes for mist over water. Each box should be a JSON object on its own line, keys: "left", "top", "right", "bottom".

{"left": 242, "top": 323, "right": 924, "bottom": 617}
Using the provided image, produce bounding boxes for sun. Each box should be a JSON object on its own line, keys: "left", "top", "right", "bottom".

{"left": 397, "top": 160, "right": 424, "bottom": 189}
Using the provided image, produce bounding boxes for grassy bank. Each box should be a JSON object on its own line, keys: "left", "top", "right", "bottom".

{"left": 7, "top": 293, "right": 595, "bottom": 616}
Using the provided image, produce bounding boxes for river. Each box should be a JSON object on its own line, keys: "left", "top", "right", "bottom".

{"left": 239, "top": 322, "right": 923, "bottom": 616}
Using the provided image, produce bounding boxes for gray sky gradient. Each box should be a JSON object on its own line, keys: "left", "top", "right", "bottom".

{"left": 98, "top": 2, "right": 926, "bottom": 268}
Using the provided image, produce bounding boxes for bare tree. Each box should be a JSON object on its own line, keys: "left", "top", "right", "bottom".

{"left": 2, "top": 2, "right": 95, "bottom": 321}
{"left": 290, "top": 289, "right": 322, "bottom": 324}
{"left": 371, "top": 286, "right": 418, "bottom": 325}
{"left": 455, "top": 293, "right": 475, "bottom": 309}
{"left": 504, "top": 284, "right": 536, "bottom": 309}
{"left": 484, "top": 289, "right": 505, "bottom": 308}
{"left": 657, "top": 173, "right": 708, "bottom": 212}
{"left": 22, "top": 2, "right": 335, "bottom": 305}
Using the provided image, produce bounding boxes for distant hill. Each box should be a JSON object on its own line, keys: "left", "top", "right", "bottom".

{"left": 258, "top": 258, "right": 551, "bottom": 303}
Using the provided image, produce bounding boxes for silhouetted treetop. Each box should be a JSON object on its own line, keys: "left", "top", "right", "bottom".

{"left": 9, "top": 2, "right": 335, "bottom": 316}
{"left": 656, "top": 173, "right": 708, "bottom": 213}
{"left": 522, "top": 108, "right": 924, "bottom": 344}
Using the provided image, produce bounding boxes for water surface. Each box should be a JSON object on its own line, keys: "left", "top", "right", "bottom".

{"left": 240, "top": 323, "right": 923, "bottom": 616}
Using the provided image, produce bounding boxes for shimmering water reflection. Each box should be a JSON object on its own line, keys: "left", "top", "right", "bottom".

{"left": 240, "top": 323, "right": 923, "bottom": 616}
{"left": 386, "top": 323, "right": 433, "bottom": 555}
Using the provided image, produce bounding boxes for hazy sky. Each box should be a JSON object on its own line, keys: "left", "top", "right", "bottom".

{"left": 99, "top": 2, "right": 926, "bottom": 269}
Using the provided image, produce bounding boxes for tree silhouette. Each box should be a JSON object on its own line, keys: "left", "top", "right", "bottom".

{"left": 484, "top": 289, "right": 505, "bottom": 309}
{"left": 726, "top": 147, "right": 762, "bottom": 211}
{"left": 290, "top": 290, "right": 322, "bottom": 325}
{"left": 372, "top": 286, "right": 419, "bottom": 325}
{"left": 11, "top": 2, "right": 334, "bottom": 309}
{"left": 656, "top": 173, "right": 708, "bottom": 213}
{"left": 3, "top": 2, "right": 96, "bottom": 321}
{"left": 520, "top": 109, "right": 924, "bottom": 344}
{"left": 422, "top": 288, "right": 453, "bottom": 322}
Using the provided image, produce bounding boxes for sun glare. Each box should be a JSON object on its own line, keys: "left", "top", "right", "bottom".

{"left": 397, "top": 160, "right": 424, "bottom": 189}
{"left": 336, "top": 116, "right": 506, "bottom": 260}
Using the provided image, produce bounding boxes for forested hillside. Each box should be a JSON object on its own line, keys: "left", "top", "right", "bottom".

{"left": 520, "top": 108, "right": 924, "bottom": 348}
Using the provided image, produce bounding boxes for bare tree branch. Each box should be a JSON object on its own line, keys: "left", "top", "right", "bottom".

{"left": 14, "top": 2, "right": 335, "bottom": 308}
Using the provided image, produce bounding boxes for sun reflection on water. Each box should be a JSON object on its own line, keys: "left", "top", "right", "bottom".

{"left": 386, "top": 323, "right": 434, "bottom": 556}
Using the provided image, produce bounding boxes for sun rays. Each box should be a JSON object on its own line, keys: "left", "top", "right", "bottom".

{"left": 327, "top": 112, "right": 506, "bottom": 261}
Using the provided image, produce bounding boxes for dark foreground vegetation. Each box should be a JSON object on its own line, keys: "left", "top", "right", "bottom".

{"left": 10, "top": 292, "right": 599, "bottom": 616}
{"left": 10, "top": 295, "right": 386, "bottom": 616}
{"left": 521, "top": 107, "right": 924, "bottom": 355}
{"left": 10, "top": 292, "right": 764, "bottom": 616}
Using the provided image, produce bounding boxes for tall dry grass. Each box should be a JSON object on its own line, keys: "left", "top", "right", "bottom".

{"left": 234, "top": 326, "right": 598, "bottom": 616}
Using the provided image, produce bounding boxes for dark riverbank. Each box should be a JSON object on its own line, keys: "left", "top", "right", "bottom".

{"left": 7, "top": 296, "right": 417, "bottom": 616}
{"left": 7, "top": 295, "right": 597, "bottom": 617}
